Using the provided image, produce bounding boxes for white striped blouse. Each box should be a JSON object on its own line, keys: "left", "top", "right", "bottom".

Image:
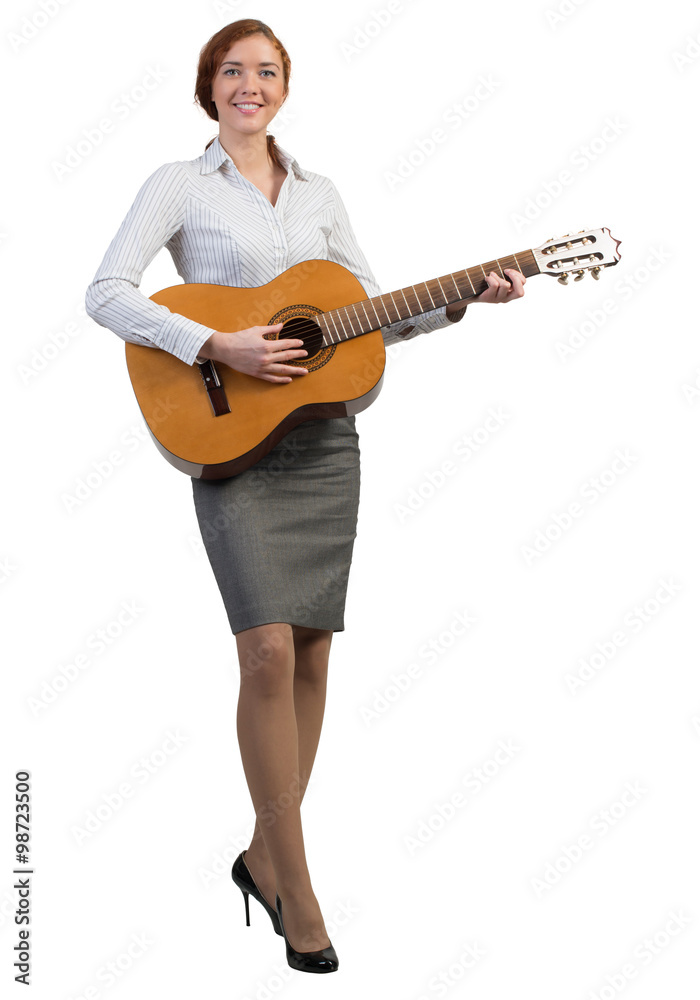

{"left": 84, "top": 135, "right": 465, "bottom": 366}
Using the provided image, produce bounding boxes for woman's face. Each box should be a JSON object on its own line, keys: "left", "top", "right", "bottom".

{"left": 211, "top": 34, "right": 286, "bottom": 142}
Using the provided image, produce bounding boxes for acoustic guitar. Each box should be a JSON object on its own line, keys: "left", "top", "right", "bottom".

{"left": 125, "top": 227, "right": 621, "bottom": 479}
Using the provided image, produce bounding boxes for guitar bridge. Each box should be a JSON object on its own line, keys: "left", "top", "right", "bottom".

{"left": 197, "top": 359, "right": 231, "bottom": 417}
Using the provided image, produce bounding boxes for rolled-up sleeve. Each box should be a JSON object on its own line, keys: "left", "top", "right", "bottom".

{"left": 324, "top": 179, "right": 466, "bottom": 347}
{"left": 84, "top": 162, "right": 217, "bottom": 366}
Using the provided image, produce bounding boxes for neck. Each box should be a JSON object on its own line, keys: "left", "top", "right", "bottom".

{"left": 218, "top": 129, "right": 272, "bottom": 174}
{"left": 316, "top": 247, "right": 540, "bottom": 345}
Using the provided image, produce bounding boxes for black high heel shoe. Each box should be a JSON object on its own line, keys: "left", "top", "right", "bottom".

{"left": 275, "top": 894, "right": 339, "bottom": 974}
{"left": 231, "top": 851, "right": 282, "bottom": 936}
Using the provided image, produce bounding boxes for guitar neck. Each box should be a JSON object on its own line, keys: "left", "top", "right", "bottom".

{"left": 317, "top": 248, "right": 539, "bottom": 345}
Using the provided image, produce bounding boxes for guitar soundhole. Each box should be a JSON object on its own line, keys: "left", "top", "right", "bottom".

{"left": 267, "top": 304, "right": 336, "bottom": 372}
{"left": 280, "top": 315, "right": 324, "bottom": 356}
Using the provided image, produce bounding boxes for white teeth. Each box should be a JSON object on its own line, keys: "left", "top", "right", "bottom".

{"left": 235, "top": 104, "right": 260, "bottom": 110}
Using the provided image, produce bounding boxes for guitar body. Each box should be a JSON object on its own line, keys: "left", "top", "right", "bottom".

{"left": 125, "top": 259, "right": 386, "bottom": 479}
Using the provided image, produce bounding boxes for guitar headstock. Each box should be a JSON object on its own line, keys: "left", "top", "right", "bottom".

{"left": 533, "top": 227, "right": 621, "bottom": 284}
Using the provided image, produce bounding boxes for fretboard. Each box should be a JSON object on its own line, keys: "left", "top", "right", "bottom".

{"left": 316, "top": 249, "right": 538, "bottom": 344}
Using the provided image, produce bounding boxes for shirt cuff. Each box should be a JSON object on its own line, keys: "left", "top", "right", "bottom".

{"left": 384, "top": 303, "right": 466, "bottom": 346}
{"left": 154, "top": 311, "right": 218, "bottom": 366}
{"left": 394, "top": 303, "right": 467, "bottom": 335}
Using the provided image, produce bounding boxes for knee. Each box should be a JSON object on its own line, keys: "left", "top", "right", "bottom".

{"left": 237, "top": 623, "right": 294, "bottom": 693}
{"left": 293, "top": 627, "right": 332, "bottom": 685}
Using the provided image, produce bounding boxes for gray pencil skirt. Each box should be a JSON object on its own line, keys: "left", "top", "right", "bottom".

{"left": 191, "top": 415, "right": 361, "bottom": 634}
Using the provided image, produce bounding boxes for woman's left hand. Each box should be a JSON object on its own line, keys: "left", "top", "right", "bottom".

{"left": 474, "top": 267, "right": 526, "bottom": 304}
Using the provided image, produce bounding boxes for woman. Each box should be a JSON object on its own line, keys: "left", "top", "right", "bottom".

{"left": 85, "top": 19, "right": 525, "bottom": 975}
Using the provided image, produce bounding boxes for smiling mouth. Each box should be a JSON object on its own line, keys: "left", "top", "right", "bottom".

{"left": 234, "top": 103, "right": 263, "bottom": 111}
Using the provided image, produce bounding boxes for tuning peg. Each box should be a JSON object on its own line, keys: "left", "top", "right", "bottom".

{"left": 558, "top": 273, "right": 569, "bottom": 285}
{"left": 591, "top": 267, "right": 601, "bottom": 280}
{"left": 574, "top": 270, "right": 585, "bottom": 281}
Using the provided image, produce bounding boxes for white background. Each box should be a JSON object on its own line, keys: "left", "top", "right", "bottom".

{"left": 3, "top": 0, "right": 700, "bottom": 996}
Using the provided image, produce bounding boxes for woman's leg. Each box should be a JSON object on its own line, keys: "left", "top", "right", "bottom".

{"left": 235, "top": 621, "right": 334, "bottom": 952}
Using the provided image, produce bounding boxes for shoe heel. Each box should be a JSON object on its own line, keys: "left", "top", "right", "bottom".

{"left": 231, "top": 851, "right": 283, "bottom": 936}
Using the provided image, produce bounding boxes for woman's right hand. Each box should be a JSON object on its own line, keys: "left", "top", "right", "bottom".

{"left": 197, "top": 324, "right": 309, "bottom": 383}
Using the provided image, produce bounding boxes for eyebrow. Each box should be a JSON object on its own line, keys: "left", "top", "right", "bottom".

{"left": 221, "top": 61, "right": 280, "bottom": 69}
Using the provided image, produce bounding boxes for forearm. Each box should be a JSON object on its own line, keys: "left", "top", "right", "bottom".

{"left": 445, "top": 300, "right": 469, "bottom": 319}
{"left": 85, "top": 276, "right": 217, "bottom": 365}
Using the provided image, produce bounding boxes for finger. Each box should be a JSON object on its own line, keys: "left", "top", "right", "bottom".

{"left": 273, "top": 344, "right": 308, "bottom": 356}
{"left": 259, "top": 323, "right": 285, "bottom": 341}
{"left": 484, "top": 272, "right": 502, "bottom": 297}
{"left": 270, "top": 339, "right": 308, "bottom": 355}
{"left": 477, "top": 275, "right": 497, "bottom": 301}
{"left": 272, "top": 362, "right": 308, "bottom": 375}
{"left": 504, "top": 268, "right": 526, "bottom": 283}
{"left": 490, "top": 274, "right": 510, "bottom": 301}
{"left": 504, "top": 270, "right": 526, "bottom": 298}
{"left": 263, "top": 369, "right": 305, "bottom": 383}
{"left": 259, "top": 348, "right": 307, "bottom": 375}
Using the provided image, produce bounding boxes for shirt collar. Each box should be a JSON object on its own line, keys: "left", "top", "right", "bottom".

{"left": 199, "top": 135, "right": 309, "bottom": 181}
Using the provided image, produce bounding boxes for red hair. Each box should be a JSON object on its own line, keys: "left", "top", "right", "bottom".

{"left": 194, "top": 19, "right": 291, "bottom": 171}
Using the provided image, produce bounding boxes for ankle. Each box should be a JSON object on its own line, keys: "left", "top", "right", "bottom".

{"left": 276, "top": 880, "right": 315, "bottom": 901}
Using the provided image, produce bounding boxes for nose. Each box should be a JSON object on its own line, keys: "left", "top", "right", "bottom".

{"left": 238, "top": 70, "right": 260, "bottom": 96}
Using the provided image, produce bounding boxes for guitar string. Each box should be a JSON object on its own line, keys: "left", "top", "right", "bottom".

{"left": 318, "top": 249, "right": 538, "bottom": 345}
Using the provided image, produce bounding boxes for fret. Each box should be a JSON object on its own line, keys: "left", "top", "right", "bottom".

{"left": 429, "top": 281, "right": 440, "bottom": 308}
{"left": 324, "top": 311, "right": 335, "bottom": 344}
{"left": 331, "top": 308, "right": 344, "bottom": 340}
{"left": 403, "top": 286, "right": 421, "bottom": 315}
{"left": 368, "top": 298, "right": 384, "bottom": 329}
{"left": 436, "top": 276, "right": 450, "bottom": 304}
{"left": 316, "top": 312, "right": 329, "bottom": 339}
{"left": 337, "top": 306, "right": 352, "bottom": 339}
{"left": 335, "top": 310, "right": 347, "bottom": 342}
{"left": 413, "top": 284, "right": 433, "bottom": 314}
{"left": 387, "top": 291, "right": 403, "bottom": 323}
{"left": 460, "top": 269, "right": 476, "bottom": 296}
{"left": 350, "top": 302, "right": 363, "bottom": 336}
{"left": 320, "top": 309, "right": 334, "bottom": 346}
{"left": 470, "top": 265, "right": 485, "bottom": 293}
{"left": 377, "top": 294, "right": 397, "bottom": 324}
{"left": 359, "top": 299, "right": 372, "bottom": 330}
